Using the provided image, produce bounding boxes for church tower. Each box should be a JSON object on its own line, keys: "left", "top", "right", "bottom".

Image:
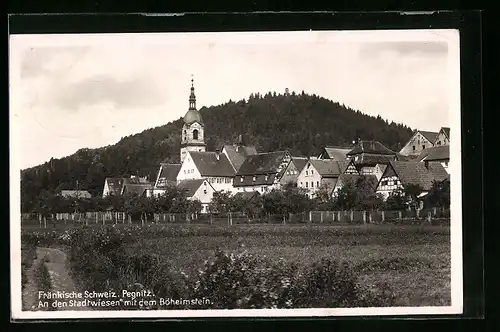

{"left": 180, "top": 77, "right": 206, "bottom": 163}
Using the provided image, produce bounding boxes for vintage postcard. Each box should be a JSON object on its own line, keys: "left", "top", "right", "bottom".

{"left": 10, "top": 28, "right": 462, "bottom": 319}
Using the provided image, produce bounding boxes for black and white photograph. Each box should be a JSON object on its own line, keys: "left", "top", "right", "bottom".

{"left": 10, "top": 28, "right": 462, "bottom": 319}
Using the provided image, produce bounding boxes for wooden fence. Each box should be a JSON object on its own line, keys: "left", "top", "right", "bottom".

{"left": 21, "top": 207, "right": 450, "bottom": 229}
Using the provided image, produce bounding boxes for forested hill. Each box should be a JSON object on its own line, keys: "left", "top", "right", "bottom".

{"left": 21, "top": 91, "right": 413, "bottom": 211}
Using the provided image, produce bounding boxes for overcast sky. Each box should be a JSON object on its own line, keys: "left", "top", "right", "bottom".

{"left": 9, "top": 30, "right": 460, "bottom": 170}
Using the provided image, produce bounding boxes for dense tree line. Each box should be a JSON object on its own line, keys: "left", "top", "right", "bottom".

{"left": 21, "top": 91, "right": 413, "bottom": 213}
{"left": 29, "top": 178, "right": 449, "bottom": 222}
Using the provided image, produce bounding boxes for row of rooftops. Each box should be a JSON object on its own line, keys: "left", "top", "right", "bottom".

{"left": 96, "top": 136, "right": 449, "bottom": 198}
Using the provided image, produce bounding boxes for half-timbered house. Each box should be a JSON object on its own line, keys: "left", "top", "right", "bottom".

{"left": 376, "top": 161, "right": 448, "bottom": 198}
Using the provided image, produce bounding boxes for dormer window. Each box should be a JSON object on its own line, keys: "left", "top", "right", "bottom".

{"left": 252, "top": 176, "right": 256, "bottom": 182}
{"left": 265, "top": 175, "right": 269, "bottom": 181}
{"left": 240, "top": 176, "right": 244, "bottom": 182}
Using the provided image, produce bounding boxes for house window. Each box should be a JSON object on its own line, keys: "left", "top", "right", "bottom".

{"left": 412, "top": 146, "right": 415, "bottom": 151}
{"left": 193, "top": 129, "right": 199, "bottom": 140}
{"left": 306, "top": 182, "right": 308, "bottom": 188}
{"left": 311, "top": 181, "right": 314, "bottom": 188}
{"left": 203, "top": 189, "right": 207, "bottom": 194}
{"left": 317, "top": 181, "right": 319, "bottom": 187}
{"left": 422, "top": 145, "right": 425, "bottom": 149}
{"left": 306, "top": 170, "right": 308, "bottom": 176}
{"left": 311, "top": 170, "right": 314, "bottom": 175}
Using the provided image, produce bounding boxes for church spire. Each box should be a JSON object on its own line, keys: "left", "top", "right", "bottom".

{"left": 189, "top": 75, "right": 196, "bottom": 110}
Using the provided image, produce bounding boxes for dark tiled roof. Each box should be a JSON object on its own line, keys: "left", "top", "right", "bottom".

{"left": 417, "top": 145, "right": 450, "bottom": 162}
{"left": 322, "top": 147, "right": 351, "bottom": 160}
{"left": 105, "top": 178, "right": 125, "bottom": 195}
{"left": 355, "top": 154, "right": 397, "bottom": 165}
{"left": 60, "top": 190, "right": 92, "bottom": 198}
{"left": 234, "top": 173, "right": 277, "bottom": 187}
{"left": 291, "top": 157, "right": 308, "bottom": 172}
{"left": 419, "top": 130, "right": 439, "bottom": 144}
{"left": 157, "top": 163, "right": 181, "bottom": 185}
{"left": 347, "top": 140, "right": 396, "bottom": 156}
{"left": 123, "top": 183, "right": 152, "bottom": 196}
{"left": 388, "top": 161, "right": 449, "bottom": 191}
{"left": 189, "top": 151, "right": 236, "bottom": 177}
{"left": 440, "top": 127, "right": 450, "bottom": 139}
{"left": 123, "top": 177, "right": 149, "bottom": 185}
{"left": 236, "top": 151, "right": 290, "bottom": 176}
{"left": 177, "top": 179, "right": 206, "bottom": 197}
{"left": 309, "top": 159, "right": 346, "bottom": 177}
{"left": 223, "top": 145, "right": 258, "bottom": 172}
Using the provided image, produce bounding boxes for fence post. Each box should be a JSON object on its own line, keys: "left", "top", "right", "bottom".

{"left": 43, "top": 216, "right": 47, "bottom": 229}
{"left": 427, "top": 212, "right": 432, "bottom": 224}
{"left": 210, "top": 213, "right": 213, "bottom": 225}
{"left": 128, "top": 214, "right": 132, "bottom": 224}
{"left": 320, "top": 211, "right": 324, "bottom": 223}
{"left": 362, "top": 211, "right": 366, "bottom": 224}
{"left": 398, "top": 211, "right": 402, "bottom": 221}
{"left": 289, "top": 212, "right": 292, "bottom": 223}
{"left": 433, "top": 207, "right": 437, "bottom": 216}
{"left": 283, "top": 214, "right": 286, "bottom": 225}
{"left": 368, "top": 212, "right": 373, "bottom": 224}
{"left": 350, "top": 210, "right": 354, "bottom": 223}
{"left": 381, "top": 211, "right": 385, "bottom": 223}
{"left": 39, "top": 214, "right": 42, "bottom": 228}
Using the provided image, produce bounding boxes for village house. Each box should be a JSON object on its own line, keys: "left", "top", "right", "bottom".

{"left": 399, "top": 130, "right": 439, "bottom": 157}
{"left": 177, "top": 150, "right": 236, "bottom": 193}
{"left": 102, "top": 175, "right": 150, "bottom": 197}
{"left": 221, "top": 139, "right": 258, "bottom": 173}
{"left": 279, "top": 157, "right": 308, "bottom": 186}
{"left": 149, "top": 163, "right": 182, "bottom": 197}
{"left": 375, "top": 161, "right": 448, "bottom": 199}
{"left": 346, "top": 140, "right": 402, "bottom": 175}
{"left": 317, "top": 146, "right": 352, "bottom": 161}
{"left": 297, "top": 159, "right": 354, "bottom": 198}
{"left": 233, "top": 151, "right": 292, "bottom": 194}
{"left": 177, "top": 179, "right": 216, "bottom": 214}
{"left": 434, "top": 127, "right": 450, "bottom": 146}
{"left": 417, "top": 145, "right": 450, "bottom": 174}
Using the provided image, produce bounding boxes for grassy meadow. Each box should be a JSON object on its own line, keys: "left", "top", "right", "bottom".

{"left": 21, "top": 223, "right": 451, "bottom": 309}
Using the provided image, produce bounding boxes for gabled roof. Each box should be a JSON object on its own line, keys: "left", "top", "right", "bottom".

{"left": 308, "top": 159, "right": 348, "bottom": 177}
{"left": 321, "top": 146, "right": 351, "bottom": 160}
{"left": 291, "top": 157, "right": 308, "bottom": 172}
{"left": 354, "top": 154, "right": 397, "bottom": 165}
{"left": 105, "top": 178, "right": 125, "bottom": 195}
{"left": 157, "top": 163, "right": 181, "bottom": 185}
{"left": 189, "top": 151, "right": 236, "bottom": 177}
{"left": 417, "top": 145, "right": 450, "bottom": 162}
{"left": 177, "top": 179, "right": 208, "bottom": 197}
{"left": 122, "top": 183, "right": 152, "bottom": 196}
{"left": 385, "top": 161, "right": 448, "bottom": 191}
{"left": 60, "top": 190, "right": 92, "bottom": 198}
{"left": 439, "top": 127, "right": 450, "bottom": 140}
{"left": 236, "top": 151, "right": 290, "bottom": 176}
{"left": 418, "top": 130, "right": 439, "bottom": 144}
{"left": 223, "top": 144, "right": 258, "bottom": 172}
{"left": 375, "top": 164, "right": 388, "bottom": 174}
{"left": 123, "top": 176, "right": 149, "bottom": 185}
{"left": 347, "top": 140, "right": 396, "bottom": 156}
